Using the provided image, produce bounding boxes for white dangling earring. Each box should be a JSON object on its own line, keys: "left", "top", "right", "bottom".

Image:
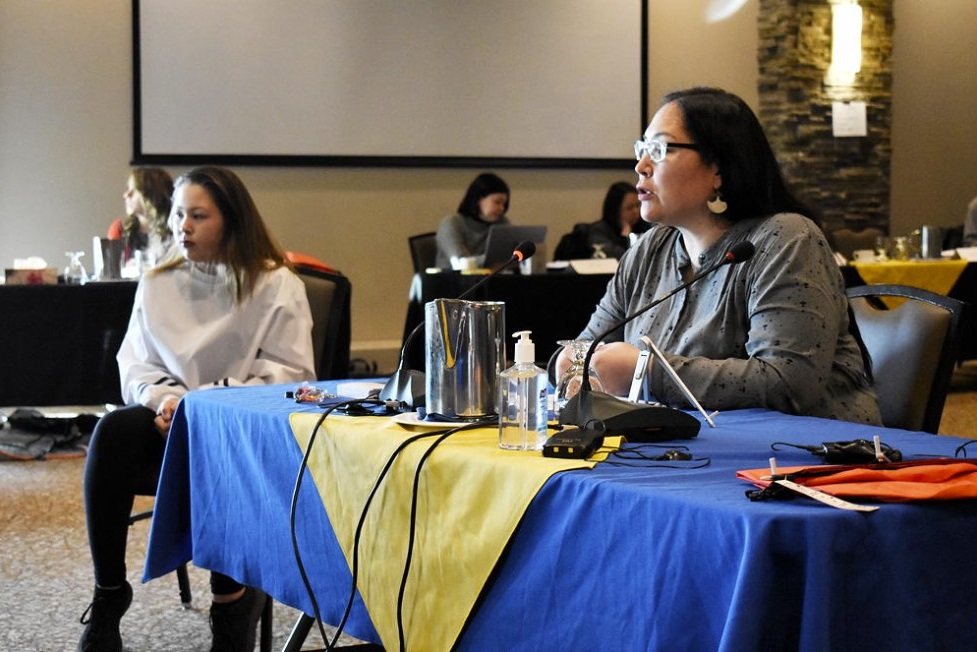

{"left": 707, "top": 191, "right": 728, "bottom": 215}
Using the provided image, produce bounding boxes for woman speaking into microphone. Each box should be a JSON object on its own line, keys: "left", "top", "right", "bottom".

{"left": 558, "top": 87, "right": 880, "bottom": 425}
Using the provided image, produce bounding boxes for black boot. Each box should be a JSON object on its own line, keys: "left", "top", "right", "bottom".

{"left": 77, "top": 581, "right": 133, "bottom": 652}
{"left": 209, "top": 587, "right": 268, "bottom": 652}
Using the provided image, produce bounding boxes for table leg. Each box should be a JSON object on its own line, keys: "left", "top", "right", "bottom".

{"left": 282, "top": 614, "right": 314, "bottom": 652}
{"left": 281, "top": 613, "right": 385, "bottom": 651}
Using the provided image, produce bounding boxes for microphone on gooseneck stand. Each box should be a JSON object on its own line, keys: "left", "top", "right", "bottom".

{"left": 544, "top": 240, "right": 755, "bottom": 457}
{"left": 379, "top": 241, "right": 537, "bottom": 410}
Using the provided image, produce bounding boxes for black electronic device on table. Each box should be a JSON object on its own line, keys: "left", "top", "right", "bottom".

{"left": 482, "top": 225, "right": 547, "bottom": 269}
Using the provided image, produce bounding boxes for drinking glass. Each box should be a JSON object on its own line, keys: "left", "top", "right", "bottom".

{"left": 64, "top": 251, "right": 88, "bottom": 284}
{"left": 873, "top": 236, "right": 891, "bottom": 261}
{"left": 890, "top": 236, "right": 912, "bottom": 261}
{"left": 555, "top": 339, "right": 604, "bottom": 417}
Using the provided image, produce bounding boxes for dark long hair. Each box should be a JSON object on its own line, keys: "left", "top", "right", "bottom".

{"left": 456, "top": 172, "right": 510, "bottom": 220}
{"left": 158, "top": 166, "right": 291, "bottom": 302}
{"left": 662, "top": 87, "right": 813, "bottom": 223}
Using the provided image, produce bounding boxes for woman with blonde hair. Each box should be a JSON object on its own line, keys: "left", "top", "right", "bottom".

{"left": 108, "top": 167, "right": 175, "bottom": 266}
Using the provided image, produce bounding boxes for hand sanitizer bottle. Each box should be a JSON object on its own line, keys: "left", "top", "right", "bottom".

{"left": 499, "top": 330, "right": 548, "bottom": 451}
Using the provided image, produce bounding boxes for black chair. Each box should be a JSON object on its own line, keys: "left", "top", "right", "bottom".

{"left": 295, "top": 267, "right": 353, "bottom": 380}
{"left": 553, "top": 222, "right": 592, "bottom": 261}
{"left": 846, "top": 284, "right": 964, "bottom": 433}
{"left": 943, "top": 224, "right": 964, "bottom": 251}
{"left": 408, "top": 232, "right": 438, "bottom": 272}
{"left": 126, "top": 510, "right": 192, "bottom": 606}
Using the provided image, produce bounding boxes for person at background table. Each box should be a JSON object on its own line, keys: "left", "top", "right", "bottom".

{"left": 107, "top": 167, "right": 175, "bottom": 268}
{"left": 554, "top": 181, "right": 650, "bottom": 260}
{"left": 78, "top": 166, "right": 315, "bottom": 652}
{"left": 435, "top": 172, "right": 511, "bottom": 269}
{"left": 557, "top": 87, "right": 881, "bottom": 425}
{"left": 964, "top": 193, "right": 977, "bottom": 246}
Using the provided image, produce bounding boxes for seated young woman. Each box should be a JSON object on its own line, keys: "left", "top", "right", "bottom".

{"left": 555, "top": 181, "right": 649, "bottom": 260}
{"left": 78, "top": 166, "right": 316, "bottom": 652}
{"left": 435, "top": 172, "right": 511, "bottom": 269}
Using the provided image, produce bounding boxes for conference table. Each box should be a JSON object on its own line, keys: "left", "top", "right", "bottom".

{"left": 0, "top": 281, "right": 136, "bottom": 406}
{"left": 403, "top": 270, "right": 613, "bottom": 367}
{"left": 144, "top": 381, "right": 977, "bottom": 652}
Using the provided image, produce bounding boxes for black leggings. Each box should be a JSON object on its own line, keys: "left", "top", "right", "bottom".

{"left": 83, "top": 404, "right": 242, "bottom": 595}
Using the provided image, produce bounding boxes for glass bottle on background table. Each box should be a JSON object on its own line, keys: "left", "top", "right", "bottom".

{"left": 64, "top": 251, "right": 88, "bottom": 284}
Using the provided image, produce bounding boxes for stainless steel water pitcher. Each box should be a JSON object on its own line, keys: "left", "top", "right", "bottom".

{"left": 95, "top": 237, "right": 124, "bottom": 280}
{"left": 920, "top": 225, "right": 943, "bottom": 259}
{"left": 425, "top": 298, "right": 505, "bottom": 418}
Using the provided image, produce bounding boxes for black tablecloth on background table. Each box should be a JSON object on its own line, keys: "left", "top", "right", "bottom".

{"left": 0, "top": 282, "right": 136, "bottom": 406}
{"left": 9, "top": 264, "right": 969, "bottom": 407}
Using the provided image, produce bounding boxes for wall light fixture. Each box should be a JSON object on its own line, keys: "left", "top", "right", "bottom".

{"left": 825, "top": 0, "right": 862, "bottom": 86}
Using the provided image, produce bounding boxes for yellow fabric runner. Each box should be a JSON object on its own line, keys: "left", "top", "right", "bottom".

{"left": 851, "top": 259, "right": 967, "bottom": 296}
{"left": 289, "top": 414, "right": 612, "bottom": 652}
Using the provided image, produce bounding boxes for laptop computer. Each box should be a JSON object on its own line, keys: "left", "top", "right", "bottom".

{"left": 482, "top": 224, "right": 547, "bottom": 269}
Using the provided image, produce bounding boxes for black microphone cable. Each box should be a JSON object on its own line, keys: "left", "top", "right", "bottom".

{"left": 326, "top": 425, "right": 454, "bottom": 650}
{"left": 289, "top": 391, "right": 466, "bottom": 650}
{"left": 955, "top": 439, "right": 977, "bottom": 458}
{"left": 289, "top": 398, "right": 379, "bottom": 651}
{"left": 600, "top": 443, "right": 712, "bottom": 469}
{"left": 289, "top": 396, "right": 418, "bottom": 649}
{"left": 328, "top": 419, "right": 488, "bottom": 652}
{"left": 290, "top": 402, "right": 501, "bottom": 647}
{"left": 394, "top": 420, "right": 491, "bottom": 652}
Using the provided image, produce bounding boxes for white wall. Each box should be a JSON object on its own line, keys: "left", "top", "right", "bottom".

{"left": 647, "top": 0, "right": 759, "bottom": 107}
{"left": 0, "top": 0, "right": 756, "bottom": 361}
{"left": 11, "top": 1, "right": 972, "bottom": 365}
{"left": 890, "top": 0, "right": 977, "bottom": 236}
{"left": 0, "top": 0, "right": 132, "bottom": 272}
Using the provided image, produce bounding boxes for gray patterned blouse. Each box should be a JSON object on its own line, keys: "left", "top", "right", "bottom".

{"left": 577, "top": 213, "right": 883, "bottom": 425}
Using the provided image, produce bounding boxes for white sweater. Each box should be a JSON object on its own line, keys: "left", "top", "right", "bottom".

{"left": 117, "top": 262, "right": 316, "bottom": 410}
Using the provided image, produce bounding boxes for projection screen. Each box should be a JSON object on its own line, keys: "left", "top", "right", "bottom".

{"left": 133, "top": 0, "right": 647, "bottom": 168}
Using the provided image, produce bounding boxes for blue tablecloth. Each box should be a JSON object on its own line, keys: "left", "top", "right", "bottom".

{"left": 145, "top": 383, "right": 977, "bottom": 652}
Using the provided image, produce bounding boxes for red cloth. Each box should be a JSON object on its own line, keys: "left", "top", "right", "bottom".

{"left": 737, "top": 458, "right": 977, "bottom": 502}
{"left": 285, "top": 251, "right": 338, "bottom": 274}
{"left": 107, "top": 218, "right": 124, "bottom": 239}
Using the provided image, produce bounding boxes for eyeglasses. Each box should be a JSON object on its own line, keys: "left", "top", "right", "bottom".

{"left": 633, "top": 138, "right": 702, "bottom": 163}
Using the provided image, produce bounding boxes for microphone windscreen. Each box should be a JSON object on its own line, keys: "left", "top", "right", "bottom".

{"left": 513, "top": 240, "right": 536, "bottom": 261}
{"left": 726, "top": 240, "right": 755, "bottom": 263}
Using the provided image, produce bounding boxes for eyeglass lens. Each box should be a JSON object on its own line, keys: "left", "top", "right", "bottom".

{"left": 634, "top": 139, "right": 666, "bottom": 162}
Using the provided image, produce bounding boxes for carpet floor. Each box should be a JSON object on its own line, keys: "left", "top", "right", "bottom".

{"left": 2, "top": 364, "right": 976, "bottom": 651}
{"left": 0, "top": 458, "right": 370, "bottom": 651}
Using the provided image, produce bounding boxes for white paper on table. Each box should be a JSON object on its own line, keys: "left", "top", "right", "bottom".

{"left": 569, "top": 258, "right": 618, "bottom": 275}
{"left": 955, "top": 247, "right": 977, "bottom": 262}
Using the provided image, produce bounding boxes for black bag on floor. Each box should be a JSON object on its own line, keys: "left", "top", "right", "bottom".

{"left": 0, "top": 408, "right": 97, "bottom": 460}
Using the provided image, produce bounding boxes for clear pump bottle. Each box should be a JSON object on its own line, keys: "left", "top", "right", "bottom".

{"left": 498, "top": 330, "right": 548, "bottom": 451}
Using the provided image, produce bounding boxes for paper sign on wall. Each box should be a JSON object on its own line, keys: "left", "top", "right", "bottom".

{"left": 832, "top": 101, "right": 867, "bottom": 137}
